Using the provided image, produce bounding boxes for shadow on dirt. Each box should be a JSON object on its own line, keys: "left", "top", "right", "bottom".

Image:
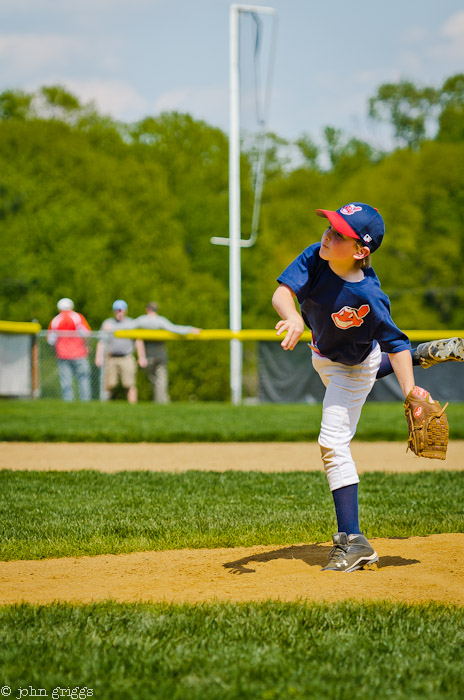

{"left": 223, "top": 543, "right": 420, "bottom": 574}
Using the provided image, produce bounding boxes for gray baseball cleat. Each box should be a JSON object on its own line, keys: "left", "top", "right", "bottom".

{"left": 321, "top": 532, "right": 378, "bottom": 572}
{"left": 413, "top": 337, "right": 464, "bottom": 369}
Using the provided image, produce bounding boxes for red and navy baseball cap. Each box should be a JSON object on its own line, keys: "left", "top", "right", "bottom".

{"left": 315, "top": 202, "right": 385, "bottom": 253}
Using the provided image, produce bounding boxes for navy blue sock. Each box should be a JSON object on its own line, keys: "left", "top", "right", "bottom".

{"left": 376, "top": 348, "right": 416, "bottom": 379}
{"left": 332, "top": 484, "right": 360, "bottom": 535}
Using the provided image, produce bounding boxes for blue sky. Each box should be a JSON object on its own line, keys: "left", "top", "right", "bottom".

{"left": 1, "top": 0, "right": 463, "bottom": 147}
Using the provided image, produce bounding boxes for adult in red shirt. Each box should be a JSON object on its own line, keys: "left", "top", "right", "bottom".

{"left": 48, "top": 298, "right": 92, "bottom": 401}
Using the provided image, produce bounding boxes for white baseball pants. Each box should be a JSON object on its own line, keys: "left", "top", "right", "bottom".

{"left": 311, "top": 343, "right": 381, "bottom": 491}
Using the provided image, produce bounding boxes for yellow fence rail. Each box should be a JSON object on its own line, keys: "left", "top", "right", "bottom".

{"left": 0, "top": 320, "right": 42, "bottom": 334}
{"left": 1, "top": 320, "right": 463, "bottom": 343}
{"left": 113, "top": 329, "right": 464, "bottom": 342}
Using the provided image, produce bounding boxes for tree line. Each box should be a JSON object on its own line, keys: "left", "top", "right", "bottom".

{"left": 1, "top": 76, "right": 463, "bottom": 399}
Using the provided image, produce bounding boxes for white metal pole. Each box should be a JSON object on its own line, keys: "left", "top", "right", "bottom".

{"left": 229, "top": 3, "right": 242, "bottom": 404}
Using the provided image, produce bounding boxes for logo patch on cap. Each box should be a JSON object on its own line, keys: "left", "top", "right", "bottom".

{"left": 363, "top": 234, "right": 372, "bottom": 242}
{"left": 340, "top": 204, "right": 362, "bottom": 216}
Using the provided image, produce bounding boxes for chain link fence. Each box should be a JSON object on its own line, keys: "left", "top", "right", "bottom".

{"left": 33, "top": 331, "right": 236, "bottom": 402}
{"left": 0, "top": 329, "right": 245, "bottom": 402}
{"left": 35, "top": 331, "right": 108, "bottom": 400}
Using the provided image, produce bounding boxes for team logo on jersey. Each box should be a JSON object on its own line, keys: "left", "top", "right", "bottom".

{"left": 331, "top": 304, "right": 370, "bottom": 329}
{"left": 340, "top": 204, "right": 362, "bottom": 215}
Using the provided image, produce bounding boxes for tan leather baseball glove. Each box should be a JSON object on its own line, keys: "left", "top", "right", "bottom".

{"left": 404, "top": 386, "right": 449, "bottom": 460}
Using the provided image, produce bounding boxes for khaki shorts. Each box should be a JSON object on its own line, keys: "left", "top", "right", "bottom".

{"left": 106, "top": 354, "right": 136, "bottom": 390}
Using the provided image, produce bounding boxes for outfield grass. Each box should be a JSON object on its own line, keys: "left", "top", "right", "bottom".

{"left": 1, "top": 470, "right": 463, "bottom": 560}
{"left": 2, "top": 404, "right": 463, "bottom": 700}
{"left": 0, "top": 601, "right": 463, "bottom": 700}
{"left": 2, "top": 399, "right": 464, "bottom": 442}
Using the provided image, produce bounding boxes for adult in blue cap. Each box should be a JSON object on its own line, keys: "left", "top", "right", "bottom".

{"left": 95, "top": 299, "right": 147, "bottom": 403}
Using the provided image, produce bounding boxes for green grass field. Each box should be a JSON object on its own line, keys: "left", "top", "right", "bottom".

{"left": 2, "top": 399, "right": 463, "bottom": 699}
{"left": 1, "top": 470, "right": 463, "bottom": 560}
{"left": 1, "top": 601, "right": 463, "bottom": 700}
{"left": 1, "top": 399, "right": 464, "bottom": 441}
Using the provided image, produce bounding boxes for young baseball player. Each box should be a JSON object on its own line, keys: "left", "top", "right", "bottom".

{"left": 272, "top": 202, "right": 459, "bottom": 572}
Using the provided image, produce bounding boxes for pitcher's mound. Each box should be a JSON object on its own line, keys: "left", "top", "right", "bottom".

{"left": 1, "top": 534, "right": 462, "bottom": 606}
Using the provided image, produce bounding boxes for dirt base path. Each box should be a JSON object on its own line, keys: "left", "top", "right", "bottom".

{"left": 2, "top": 442, "right": 463, "bottom": 606}
{"left": 2, "top": 440, "right": 464, "bottom": 472}
{"left": 1, "top": 534, "right": 463, "bottom": 606}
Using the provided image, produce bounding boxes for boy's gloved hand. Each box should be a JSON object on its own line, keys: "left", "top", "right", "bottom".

{"left": 404, "top": 386, "right": 449, "bottom": 460}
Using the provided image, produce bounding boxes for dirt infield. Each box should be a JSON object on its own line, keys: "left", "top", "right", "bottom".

{"left": 2, "top": 440, "right": 464, "bottom": 472}
{"left": 1, "top": 442, "right": 463, "bottom": 606}
{"left": 1, "top": 534, "right": 463, "bottom": 606}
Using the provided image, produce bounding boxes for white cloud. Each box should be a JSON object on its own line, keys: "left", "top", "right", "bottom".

{"left": 0, "top": 33, "right": 122, "bottom": 81}
{"left": 441, "top": 9, "right": 464, "bottom": 40}
{"left": 63, "top": 78, "right": 150, "bottom": 120}
{"left": 0, "top": 0, "right": 159, "bottom": 11}
{"left": 60, "top": 80, "right": 229, "bottom": 128}
{"left": 0, "top": 34, "right": 82, "bottom": 75}
{"left": 154, "top": 84, "right": 228, "bottom": 127}
{"left": 428, "top": 10, "right": 464, "bottom": 63}
{"left": 154, "top": 88, "right": 192, "bottom": 113}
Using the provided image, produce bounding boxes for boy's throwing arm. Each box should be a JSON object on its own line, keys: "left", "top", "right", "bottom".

{"left": 272, "top": 284, "right": 305, "bottom": 351}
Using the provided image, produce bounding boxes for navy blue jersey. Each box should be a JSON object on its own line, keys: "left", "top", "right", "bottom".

{"left": 277, "top": 242, "right": 410, "bottom": 365}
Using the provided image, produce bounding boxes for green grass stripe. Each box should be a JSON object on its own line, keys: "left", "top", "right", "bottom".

{"left": 2, "top": 399, "right": 464, "bottom": 442}
{"left": 0, "top": 601, "right": 463, "bottom": 700}
{"left": 1, "top": 470, "right": 463, "bottom": 560}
